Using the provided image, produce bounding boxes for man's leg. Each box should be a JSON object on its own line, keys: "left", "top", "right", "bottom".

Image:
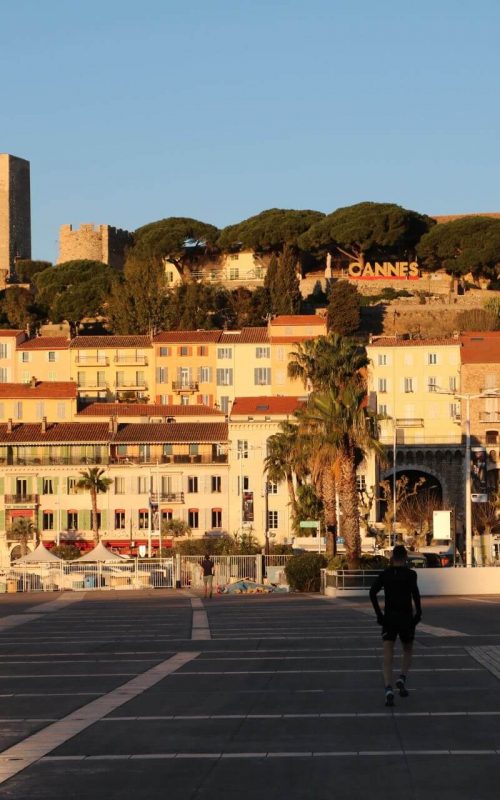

{"left": 203, "top": 577, "right": 208, "bottom": 598}
{"left": 383, "top": 640, "right": 395, "bottom": 687}
{"left": 401, "top": 640, "right": 413, "bottom": 676}
{"left": 208, "top": 576, "right": 213, "bottom": 598}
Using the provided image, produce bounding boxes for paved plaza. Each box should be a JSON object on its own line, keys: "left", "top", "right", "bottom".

{"left": 0, "top": 590, "right": 500, "bottom": 798}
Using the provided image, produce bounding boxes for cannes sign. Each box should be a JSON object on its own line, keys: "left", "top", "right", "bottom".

{"left": 348, "top": 261, "right": 419, "bottom": 280}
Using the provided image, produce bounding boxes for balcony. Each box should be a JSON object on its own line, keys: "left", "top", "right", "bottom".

{"left": 77, "top": 381, "right": 108, "bottom": 391}
{"left": 115, "top": 381, "right": 148, "bottom": 391}
{"left": 0, "top": 456, "right": 109, "bottom": 467}
{"left": 75, "top": 356, "right": 109, "bottom": 366}
{"left": 172, "top": 381, "right": 199, "bottom": 393}
{"left": 150, "top": 492, "right": 184, "bottom": 504}
{"left": 479, "top": 411, "right": 500, "bottom": 423}
{"left": 5, "top": 494, "right": 39, "bottom": 506}
{"left": 114, "top": 356, "right": 148, "bottom": 366}
{"left": 111, "top": 453, "right": 228, "bottom": 465}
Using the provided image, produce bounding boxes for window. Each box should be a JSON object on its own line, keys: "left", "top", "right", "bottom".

{"left": 238, "top": 476, "right": 250, "bottom": 494}
{"left": 21, "top": 352, "right": 30, "bottom": 363}
{"left": 68, "top": 511, "right": 78, "bottom": 530}
{"left": 254, "top": 367, "right": 271, "bottom": 386}
{"left": 216, "top": 368, "right": 233, "bottom": 386}
{"left": 179, "top": 346, "right": 190, "bottom": 356}
{"left": 267, "top": 510, "right": 279, "bottom": 529}
{"left": 449, "top": 376, "right": 457, "bottom": 392}
{"left": 378, "top": 403, "right": 388, "bottom": 416}
{"left": 276, "top": 346, "right": 285, "bottom": 362}
{"left": 188, "top": 509, "right": 199, "bottom": 528}
{"left": 378, "top": 378, "right": 387, "bottom": 393}
{"left": 256, "top": 347, "right": 270, "bottom": 359}
{"left": 188, "top": 476, "right": 198, "bottom": 493}
{"left": 237, "top": 440, "right": 249, "bottom": 459}
{"left": 356, "top": 475, "right": 367, "bottom": 492}
{"left": 0, "top": 367, "right": 7, "bottom": 383}
{"left": 404, "top": 378, "right": 413, "bottom": 393}
{"left": 199, "top": 366, "right": 212, "bottom": 383}
{"left": 22, "top": 371, "right": 31, "bottom": 383}
{"left": 217, "top": 348, "right": 232, "bottom": 359}
{"left": 211, "top": 476, "right": 222, "bottom": 493}
{"left": 450, "top": 403, "right": 460, "bottom": 420}
{"left": 115, "top": 510, "right": 126, "bottom": 529}
{"left": 378, "top": 354, "right": 388, "bottom": 366}
{"left": 57, "top": 402, "right": 66, "bottom": 420}
{"left": 428, "top": 377, "right": 438, "bottom": 392}
{"left": 165, "top": 271, "right": 174, "bottom": 283}
{"left": 42, "top": 511, "right": 54, "bottom": 530}
{"left": 0, "top": 343, "right": 7, "bottom": 359}
{"left": 229, "top": 267, "right": 239, "bottom": 280}
{"left": 115, "top": 477, "right": 126, "bottom": 494}
{"left": 486, "top": 430, "right": 498, "bottom": 445}
{"left": 36, "top": 402, "right": 45, "bottom": 419}
{"left": 156, "top": 367, "right": 168, "bottom": 384}
{"left": 159, "top": 346, "right": 171, "bottom": 357}
{"left": 219, "top": 396, "right": 229, "bottom": 414}
{"left": 42, "top": 478, "right": 54, "bottom": 495}
{"left": 138, "top": 509, "right": 149, "bottom": 529}
{"left": 138, "top": 476, "right": 149, "bottom": 494}
{"left": 267, "top": 481, "right": 278, "bottom": 494}
{"left": 198, "top": 346, "right": 208, "bottom": 356}
{"left": 14, "top": 402, "right": 23, "bottom": 420}
{"left": 0, "top": 402, "right": 4, "bottom": 419}
{"left": 48, "top": 351, "right": 56, "bottom": 362}
{"left": 180, "top": 395, "right": 189, "bottom": 406}
{"left": 428, "top": 353, "right": 438, "bottom": 365}
{"left": 211, "top": 509, "right": 222, "bottom": 527}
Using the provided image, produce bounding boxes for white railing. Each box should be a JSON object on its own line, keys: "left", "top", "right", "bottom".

{"left": 4, "top": 558, "right": 174, "bottom": 592}
{"left": 178, "top": 554, "right": 292, "bottom": 589}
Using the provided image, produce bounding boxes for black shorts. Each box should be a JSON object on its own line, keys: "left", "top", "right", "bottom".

{"left": 382, "top": 618, "right": 415, "bottom": 644}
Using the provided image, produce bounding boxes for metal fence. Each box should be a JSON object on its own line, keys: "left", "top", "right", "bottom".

{"left": 1, "top": 554, "right": 292, "bottom": 594}
{"left": 321, "top": 569, "right": 379, "bottom": 594}
{"left": 2, "top": 558, "right": 175, "bottom": 593}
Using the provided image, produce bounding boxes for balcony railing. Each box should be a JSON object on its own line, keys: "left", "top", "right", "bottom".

{"left": 0, "top": 456, "right": 109, "bottom": 467}
{"left": 5, "top": 494, "right": 39, "bottom": 505}
{"left": 114, "top": 356, "right": 148, "bottom": 365}
{"left": 150, "top": 492, "right": 184, "bottom": 503}
{"left": 77, "top": 382, "right": 108, "bottom": 390}
{"left": 115, "top": 381, "right": 148, "bottom": 390}
{"left": 75, "top": 356, "right": 109, "bottom": 366}
{"left": 111, "top": 453, "right": 228, "bottom": 465}
{"left": 479, "top": 411, "right": 500, "bottom": 423}
{"left": 172, "top": 381, "right": 199, "bottom": 392}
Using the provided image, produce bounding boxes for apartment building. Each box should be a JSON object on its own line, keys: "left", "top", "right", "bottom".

{"left": 69, "top": 336, "right": 154, "bottom": 403}
{"left": 152, "top": 331, "right": 220, "bottom": 406}
{"left": 77, "top": 402, "right": 223, "bottom": 423}
{"left": 0, "top": 380, "right": 77, "bottom": 423}
{"left": 269, "top": 315, "right": 327, "bottom": 396}
{"left": 0, "top": 330, "right": 26, "bottom": 383}
{"left": 15, "top": 336, "right": 71, "bottom": 383}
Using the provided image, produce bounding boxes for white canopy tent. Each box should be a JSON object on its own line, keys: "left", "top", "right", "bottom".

{"left": 76, "top": 542, "right": 128, "bottom": 562}
{"left": 15, "top": 542, "right": 63, "bottom": 563}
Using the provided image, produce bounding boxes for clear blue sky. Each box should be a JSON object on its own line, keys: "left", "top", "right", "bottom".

{"left": 2, "top": 0, "right": 499, "bottom": 262}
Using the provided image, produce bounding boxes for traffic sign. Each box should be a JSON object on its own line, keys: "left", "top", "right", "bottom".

{"left": 299, "top": 520, "right": 319, "bottom": 528}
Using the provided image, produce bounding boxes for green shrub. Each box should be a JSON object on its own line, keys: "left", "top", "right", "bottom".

{"left": 51, "top": 544, "right": 81, "bottom": 560}
{"left": 327, "top": 554, "right": 349, "bottom": 570}
{"left": 327, "top": 553, "right": 389, "bottom": 571}
{"left": 284, "top": 553, "right": 327, "bottom": 592}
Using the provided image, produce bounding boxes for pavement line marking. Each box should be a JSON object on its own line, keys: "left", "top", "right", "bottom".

{"left": 171, "top": 667, "right": 481, "bottom": 675}
{"left": 0, "top": 673, "right": 139, "bottom": 678}
{"left": 191, "top": 599, "right": 211, "bottom": 641}
{"left": 467, "top": 646, "right": 500, "bottom": 680}
{"left": 34, "top": 750, "right": 500, "bottom": 762}
{"left": 463, "top": 598, "right": 500, "bottom": 604}
{"left": 0, "top": 650, "right": 198, "bottom": 785}
{"left": 26, "top": 593, "right": 86, "bottom": 613}
{"left": 100, "top": 710, "right": 500, "bottom": 721}
{"left": 0, "top": 615, "right": 44, "bottom": 633}
{"left": 418, "top": 624, "right": 469, "bottom": 637}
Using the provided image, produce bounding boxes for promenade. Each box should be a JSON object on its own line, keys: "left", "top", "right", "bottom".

{"left": 0, "top": 590, "right": 499, "bottom": 799}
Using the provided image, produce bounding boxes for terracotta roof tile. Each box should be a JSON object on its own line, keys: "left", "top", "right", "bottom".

{"left": 0, "top": 422, "right": 111, "bottom": 443}
{"left": 434, "top": 213, "right": 500, "bottom": 223}
{"left": 0, "top": 329, "right": 25, "bottom": 337}
{"left": 113, "top": 422, "right": 228, "bottom": 443}
{"left": 153, "top": 331, "right": 222, "bottom": 344}
{"left": 368, "top": 337, "right": 460, "bottom": 348}
{"left": 269, "top": 315, "right": 326, "bottom": 326}
{"left": 0, "top": 382, "right": 76, "bottom": 399}
{"left": 230, "top": 396, "right": 305, "bottom": 416}
{"left": 70, "top": 336, "right": 152, "bottom": 349}
{"left": 79, "top": 403, "right": 222, "bottom": 417}
{"left": 219, "top": 328, "right": 269, "bottom": 344}
{"left": 18, "top": 337, "right": 70, "bottom": 350}
{"left": 270, "top": 336, "right": 322, "bottom": 344}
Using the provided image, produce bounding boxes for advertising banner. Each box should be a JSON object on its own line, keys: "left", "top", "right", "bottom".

{"left": 470, "top": 447, "right": 488, "bottom": 503}
{"left": 242, "top": 491, "right": 254, "bottom": 522}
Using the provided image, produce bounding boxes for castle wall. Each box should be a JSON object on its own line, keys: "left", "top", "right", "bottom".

{"left": 0, "top": 154, "right": 31, "bottom": 285}
{"left": 58, "top": 224, "right": 132, "bottom": 269}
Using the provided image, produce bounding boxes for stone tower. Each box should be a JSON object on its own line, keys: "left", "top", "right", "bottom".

{"left": 58, "top": 224, "right": 132, "bottom": 269}
{"left": 0, "top": 154, "right": 31, "bottom": 286}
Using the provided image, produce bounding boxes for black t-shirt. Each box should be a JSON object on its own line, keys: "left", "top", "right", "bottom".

{"left": 201, "top": 558, "right": 214, "bottom": 577}
{"left": 369, "top": 566, "right": 421, "bottom": 620}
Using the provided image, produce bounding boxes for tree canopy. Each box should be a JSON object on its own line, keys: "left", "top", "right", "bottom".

{"left": 264, "top": 244, "right": 302, "bottom": 315}
{"left": 327, "top": 281, "right": 361, "bottom": 335}
{"left": 298, "top": 202, "right": 434, "bottom": 264}
{"left": 416, "top": 216, "right": 500, "bottom": 277}
{"left": 33, "top": 260, "right": 115, "bottom": 329}
{"left": 132, "top": 217, "right": 219, "bottom": 269}
{"left": 217, "top": 208, "right": 324, "bottom": 252}
{"left": 14, "top": 259, "right": 52, "bottom": 283}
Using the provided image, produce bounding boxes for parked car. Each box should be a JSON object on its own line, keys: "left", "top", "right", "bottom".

{"left": 406, "top": 553, "right": 427, "bottom": 569}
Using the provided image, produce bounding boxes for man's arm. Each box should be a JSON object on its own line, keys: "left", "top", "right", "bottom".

{"left": 369, "top": 573, "right": 385, "bottom": 623}
{"left": 411, "top": 572, "right": 422, "bottom": 622}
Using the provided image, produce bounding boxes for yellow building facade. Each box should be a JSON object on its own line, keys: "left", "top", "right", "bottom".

{"left": 68, "top": 336, "right": 154, "bottom": 403}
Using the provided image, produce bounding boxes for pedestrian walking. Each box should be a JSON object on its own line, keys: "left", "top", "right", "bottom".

{"left": 369, "top": 544, "right": 422, "bottom": 706}
{"left": 200, "top": 553, "right": 215, "bottom": 598}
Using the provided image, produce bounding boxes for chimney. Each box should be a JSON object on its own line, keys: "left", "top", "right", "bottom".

{"left": 7, "top": 418, "right": 13, "bottom": 434}
{"left": 41, "top": 417, "right": 47, "bottom": 434}
{"left": 30, "top": 376, "right": 37, "bottom": 388}
{"left": 109, "top": 416, "right": 118, "bottom": 434}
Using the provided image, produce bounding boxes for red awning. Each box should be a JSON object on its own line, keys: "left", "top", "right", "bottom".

{"left": 10, "top": 509, "right": 33, "bottom": 518}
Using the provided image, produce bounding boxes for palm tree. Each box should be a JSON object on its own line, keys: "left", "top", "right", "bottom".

{"left": 287, "top": 332, "right": 368, "bottom": 393}
{"left": 9, "top": 517, "right": 36, "bottom": 557}
{"left": 264, "top": 421, "right": 304, "bottom": 519}
{"left": 298, "top": 386, "right": 383, "bottom": 567}
{"left": 76, "top": 468, "right": 112, "bottom": 545}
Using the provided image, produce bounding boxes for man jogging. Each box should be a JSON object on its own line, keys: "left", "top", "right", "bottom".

{"left": 200, "top": 553, "right": 215, "bottom": 598}
{"left": 369, "top": 545, "right": 422, "bottom": 706}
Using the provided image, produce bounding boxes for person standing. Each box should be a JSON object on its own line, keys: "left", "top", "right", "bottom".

{"left": 369, "top": 544, "right": 422, "bottom": 706}
{"left": 200, "top": 553, "right": 215, "bottom": 598}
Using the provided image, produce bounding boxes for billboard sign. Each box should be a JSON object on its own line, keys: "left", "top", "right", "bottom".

{"left": 348, "top": 261, "right": 420, "bottom": 280}
{"left": 242, "top": 491, "right": 254, "bottom": 522}
{"left": 432, "top": 510, "right": 452, "bottom": 540}
{"left": 471, "top": 446, "right": 488, "bottom": 503}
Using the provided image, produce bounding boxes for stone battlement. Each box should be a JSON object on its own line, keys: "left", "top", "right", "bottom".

{"left": 58, "top": 223, "right": 132, "bottom": 269}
